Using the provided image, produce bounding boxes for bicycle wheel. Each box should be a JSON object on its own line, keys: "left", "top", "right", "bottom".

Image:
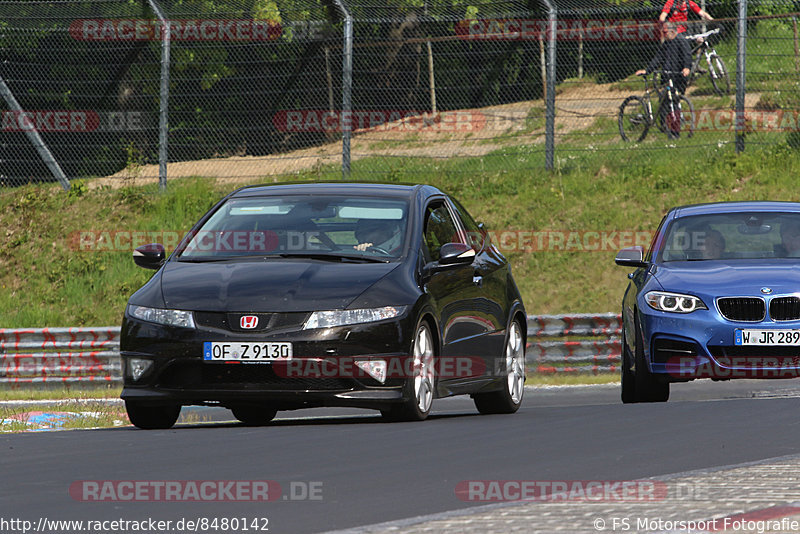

{"left": 655, "top": 93, "right": 669, "bottom": 134}
{"left": 657, "top": 95, "right": 695, "bottom": 139}
{"left": 677, "top": 96, "right": 695, "bottom": 138}
{"left": 687, "top": 54, "right": 702, "bottom": 88}
{"left": 708, "top": 54, "right": 730, "bottom": 95}
{"left": 618, "top": 96, "right": 649, "bottom": 142}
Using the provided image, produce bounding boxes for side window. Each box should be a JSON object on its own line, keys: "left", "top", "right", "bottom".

{"left": 424, "top": 201, "right": 459, "bottom": 262}
{"left": 449, "top": 198, "right": 484, "bottom": 252}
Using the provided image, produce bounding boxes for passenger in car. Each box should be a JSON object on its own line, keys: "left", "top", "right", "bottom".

{"left": 776, "top": 221, "right": 800, "bottom": 258}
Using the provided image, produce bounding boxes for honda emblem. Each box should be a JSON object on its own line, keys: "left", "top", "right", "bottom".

{"left": 240, "top": 315, "right": 259, "bottom": 329}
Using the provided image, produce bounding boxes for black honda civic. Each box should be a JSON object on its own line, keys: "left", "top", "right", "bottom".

{"left": 121, "top": 182, "right": 526, "bottom": 428}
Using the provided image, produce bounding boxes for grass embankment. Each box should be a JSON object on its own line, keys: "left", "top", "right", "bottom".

{"left": 2, "top": 139, "right": 798, "bottom": 327}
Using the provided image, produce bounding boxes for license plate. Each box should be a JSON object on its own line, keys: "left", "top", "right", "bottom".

{"left": 735, "top": 329, "right": 800, "bottom": 346}
{"left": 203, "top": 342, "right": 292, "bottom": 362}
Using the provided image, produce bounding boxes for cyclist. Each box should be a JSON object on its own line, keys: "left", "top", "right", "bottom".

{"left": 659, "top": 0, "right": 714, "bottom": 35}
{"left": 635, "top": 23, "right": 691, "bottom": 93}
{"left": 635, "top": 22, "right": 691, "bottom": 138}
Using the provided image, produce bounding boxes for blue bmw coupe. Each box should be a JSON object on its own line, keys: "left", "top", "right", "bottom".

{"left": 615, "top": 201, "right": 800, "bottom": 403}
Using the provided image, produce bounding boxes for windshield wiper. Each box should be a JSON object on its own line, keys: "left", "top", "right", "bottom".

{"left": 178, "top": 253, "right": 390, "bottom": 264}
{"left": 274, "top": 252, "right": 390, "bottom": 263}
{"left": 177, "top": 256, "right": 238, "bottom": 263}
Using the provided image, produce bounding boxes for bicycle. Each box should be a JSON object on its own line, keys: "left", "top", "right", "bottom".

{"left": 618, "top": 72, "right": 695, "bottom": 142}
{"left": 684, "top": 27, "right": 730, "bottom": 95}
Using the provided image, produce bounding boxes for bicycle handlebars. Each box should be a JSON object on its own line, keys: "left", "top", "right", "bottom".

{"left": 684, "top": 27, "right": 720, "bottom": 40}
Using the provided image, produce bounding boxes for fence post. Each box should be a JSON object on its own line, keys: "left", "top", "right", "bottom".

{"left": 543, "top": 0, "right": 557, "bottom": 171}
{"left": 539, "top": 34, "right": 546, "bottom": 99}
{"left": 333, "top": 0, "right": 353, "bottom": 179}
{"left": 424, "top": 2, "right": 437, "bottom": 115}
{"left": 0, "top": 76, "right": 71, "bottom": 191}
{"left": 147, "top": 0, "right": 170, "bottom": 191}
{"left": 793, "top": 16, "right": 799, "bottom": 74}
{"left": 735, "top": 0, "right": 747, "bottom": 153}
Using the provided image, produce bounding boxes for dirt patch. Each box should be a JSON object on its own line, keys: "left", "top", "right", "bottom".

{"left": 89, "top": 80, "right": 753, "bottom": 189}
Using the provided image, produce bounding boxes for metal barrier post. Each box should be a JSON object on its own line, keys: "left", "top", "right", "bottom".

{"left": 333, "top": 0, "right": 352, "bottom": 179}
{"left": 148, "top": 0, "right": 170, "bottom": 191}
{"left": 736, "top": 0, "right": 747, "bottom": 153}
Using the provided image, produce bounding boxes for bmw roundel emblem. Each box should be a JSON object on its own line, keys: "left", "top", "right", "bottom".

{"left": 761, "top": 287, "right": 773, "bottom": 294}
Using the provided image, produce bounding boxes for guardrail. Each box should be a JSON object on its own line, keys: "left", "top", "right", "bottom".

{"left": 0, "top": 314, "right": 622, "bottom": 384}
{"left": 0, "top": 327, "right": 121, "bottom": 384}
{"left": 526, "top": 313, "right": 621, "bottom": 375}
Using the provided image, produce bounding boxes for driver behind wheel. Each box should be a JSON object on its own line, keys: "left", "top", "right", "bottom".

{"left": 354, "top": 219, "right": 402, "bottom": 253}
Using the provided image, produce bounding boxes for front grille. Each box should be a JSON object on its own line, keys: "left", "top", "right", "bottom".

{"left": 194, "top": 312, "right": 308, "bottom": 332}
{"left": 652, "top": 339, "right": 697, "bottom": 364}
{"left": 717, "top": 297, "right": 765, "bottom": 322}
{"left": 158, "top": 361, "right": 353, "bottom": 390}
{"left": 770, "top": 297, "right": 800, "bottom": 321}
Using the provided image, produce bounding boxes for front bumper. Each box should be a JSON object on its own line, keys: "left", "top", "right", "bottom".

{"left": 639, "top": 307, "right": 800, "bottom": 381}
{"left": 120, "top": 312, "right": 417, "bottom": 410}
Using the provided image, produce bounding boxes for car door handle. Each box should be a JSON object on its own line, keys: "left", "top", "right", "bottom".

{"left": 473, "top": 275, "right": 483, "bottom": 286}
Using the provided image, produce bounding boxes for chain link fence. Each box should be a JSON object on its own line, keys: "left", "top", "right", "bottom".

{"left": 0, "top": 0, "right": 797, "bottom": 189}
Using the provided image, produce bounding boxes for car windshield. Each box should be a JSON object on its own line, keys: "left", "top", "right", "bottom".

{"left": 659, "top": 212, "right": 800, "bottom": 262}
{"left": 178, "top": 195, "right": 409, "bottom": 260}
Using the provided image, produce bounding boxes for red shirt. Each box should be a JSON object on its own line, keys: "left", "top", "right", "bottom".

{"left": 661, "top": 0, "right": 702, "bottom": 33}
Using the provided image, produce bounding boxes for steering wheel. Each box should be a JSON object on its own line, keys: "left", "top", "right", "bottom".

{"left": 367, "top": 246, "right": 391, "bottom": 256}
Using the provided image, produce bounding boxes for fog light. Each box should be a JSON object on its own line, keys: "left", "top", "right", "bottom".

{"left": 129, "top": 358, "right": 153, "bottom": 381}
{"left": 355, "top": 360, "right": 387, "bottom": 384}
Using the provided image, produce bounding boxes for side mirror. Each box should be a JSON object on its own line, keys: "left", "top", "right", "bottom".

{"left": 439, "top": 243, "right": 476, "bottom": 265}
{"left": 133, "top": 243, "right": 166, "bottom": 270}
{"left": 615, "top": 246, "right": 647, "bottom": 268}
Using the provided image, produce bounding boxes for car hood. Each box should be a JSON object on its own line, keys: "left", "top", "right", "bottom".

{"left": 160, "top": 259, "right": 401, "bottom": 312}
{"left": 654, "top": 261, "right": 800, "bottom": 297}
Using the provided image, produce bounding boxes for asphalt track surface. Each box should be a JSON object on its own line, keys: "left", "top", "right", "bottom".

{"left": 4, "top": 379, "right": 800, "bottom": 534}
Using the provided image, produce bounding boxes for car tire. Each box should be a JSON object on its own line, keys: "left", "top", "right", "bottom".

{"left": 633, "top": 321, "right": 670, "bottom": 403}
{"left": 231, "top": 405, "right": 278, "bottom": 426}
{"left": 620, "top": 329, "right": 637, "bottom": 404}
{"left": 125, "top": 401, "right": 181, "bottom": 430}
{"left": 382, "top": 319, "right": 435, "bottom": 422}
{"left": 474, "top": 319, "right": 525, "bottom": 415}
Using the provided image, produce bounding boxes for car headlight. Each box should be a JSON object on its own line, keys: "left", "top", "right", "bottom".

{"left": 128, "top": 305, "right": 196, "bottom": 328}
{"left": 303, "top": 306, "right": 407, "bottom": 330}
{"left": 645, "top": 291, "right": 707, "bottom": 313}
